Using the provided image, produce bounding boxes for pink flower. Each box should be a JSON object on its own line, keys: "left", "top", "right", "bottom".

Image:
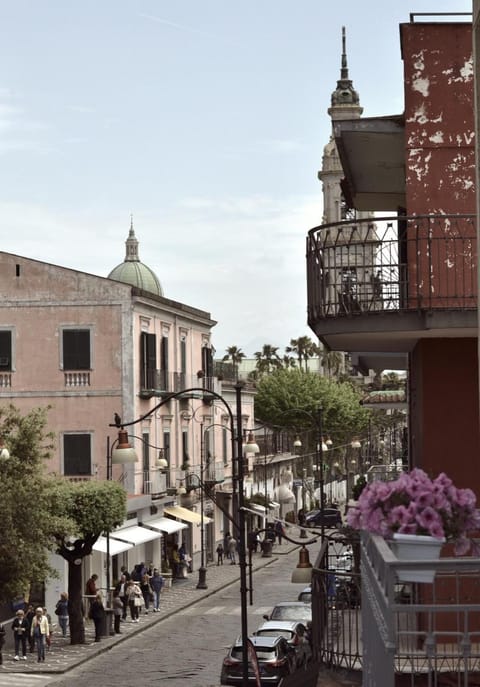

{"left": 348, "top": 469, "right": 480, "bottom": 556}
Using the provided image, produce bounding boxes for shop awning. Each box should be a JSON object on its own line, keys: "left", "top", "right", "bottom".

{"left": 251, "top": 504, "right": 267, "bottom": 513}
{"left": 141, "top": 517, "right": 187, "bottom": 535}
{"left": 269, "top": 501, "right": 280, "bottom": 509}
{"left": 164, "top": 505, "right": 213, "bottom": 525}
{"left": 110, "top": 525, "right": 162, "bottom": 546}
{"left": 92, "top": 536, "right": 134, "bottom": 556}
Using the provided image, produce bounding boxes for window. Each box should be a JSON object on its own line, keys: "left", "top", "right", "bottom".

{"left": 62, "top": 329, "right": 91, "bottom": 370}
{"left": 180, "top": 338, "right": 187, "bottom": 375}
{"left": 163, "top": 431, "right": 171, "bottom": 487}
{"left": 182, "top": 430, "right": 189, "bottom": 469}
{"left": 160, "top": 336, "right": 169, "bottom": 390}
{"left": 63, "top": 434, "right": 91, "bottom": 475}
{"left": 0, "top": 330, "right": 12, "bottom": 370}
{"left": 140, "top": 332, "right": 156, "bottom": 388}
{"left": 222, "top": 427, "right": 229, "bottom": 466}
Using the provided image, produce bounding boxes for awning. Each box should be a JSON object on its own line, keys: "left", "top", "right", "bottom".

{"left": 250, "top": 504, "right": 267, "bottom": 513}
{"left": 110, "top": 525, "right": 162, "bottom": 546}
{"left": 269, "top": 501, "right": 280, "bottom": 509}
{"left": 141, "top": 517, "right": 187, "bottom": 535}
{"left": 92, "top": 536, "right": 133, "bottom": 556}
{"left": 164, "top": 505, "right": 213, "bottom": 525}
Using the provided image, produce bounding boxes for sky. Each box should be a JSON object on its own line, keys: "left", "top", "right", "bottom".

{"left": 0, "top": 0, "right": 472, "bottom": 356}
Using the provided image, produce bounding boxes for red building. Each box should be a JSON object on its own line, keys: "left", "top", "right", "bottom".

{"left": 307, "top": 17, "right": 478, "bottom": 489}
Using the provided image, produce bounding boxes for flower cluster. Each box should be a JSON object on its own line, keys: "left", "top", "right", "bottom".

{"left": 347, "top": 468, "right": 480, "bottom": 555}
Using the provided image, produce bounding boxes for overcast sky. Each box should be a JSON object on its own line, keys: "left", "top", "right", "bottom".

{"left": 0, "top": 0, "right": 472, "bottom": 355}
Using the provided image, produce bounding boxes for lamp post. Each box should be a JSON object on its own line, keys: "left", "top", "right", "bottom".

{"left": 109, "top": 383, "right": 251, "bottom": 687}
{"left": 293, "top": 435, "right": 308, "bottom": 539}
{"left": 196, "top": 422, "right": 207, "bottom": 590}
{"left": 105, "top": 429, "right": 137, "bottom": 618}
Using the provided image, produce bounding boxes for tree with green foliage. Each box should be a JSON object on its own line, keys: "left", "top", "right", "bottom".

{"left": 53, "top": 480, "right": 127, "bottom": 644}
{"left": 0, "top": 404, "right": 71, "bottom": 604}
{"left": 254, "top": 344, "right": 282, "bottom": 376}
{"left": 286, "top": 336, "right": 321, "bottom": 371}
{"left": 222, "top": 346, "right": 246, "bottom": 379}
{"left": 254, "top": 368, "right": 369, "bottom": 448}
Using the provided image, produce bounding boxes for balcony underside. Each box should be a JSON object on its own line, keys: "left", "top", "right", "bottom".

{"left": 311, "top": 309, "right": 476, "bottom": 372}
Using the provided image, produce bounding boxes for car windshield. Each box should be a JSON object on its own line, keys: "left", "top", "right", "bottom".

{"left": 256, "top": 629, "right": 294, "bottom": 640}
{"left": 231, "top": 647, "right": 277, "bottom": 662}
{"left": 271, "top": 607, "right": 311, "bottom": 621}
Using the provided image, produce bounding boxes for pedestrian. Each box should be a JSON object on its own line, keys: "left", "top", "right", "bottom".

{"left": 170, "top": 544, "right": 181, "bottom": 578}
{"left": 275, "top": 520, "right": 284, "bottom": 545}
{"left": 126, "top": 580, "right": 142, "bottom": 622}
{"left": 150, "top": 568, "right": 164, "bottom": 612}
{"left": 85, "top": 573, "right": 98, "bottom": 616}
{"left": 54, "top": 592, "right": 69, "bottom": 637}
{"left": 115, "top": 574, "right": 129, "bottom": 620}
{"left": 120, "top": 565, "right": 131, "bottom": 581}
{"left": 216, "top": 543, "right": 224, "bottom": 565}
{"left": 224, "top": 532, "right": 231, "bottom": 561}
{"left": 89, "top": 593, "right": 105, "bottom": 642}
{"left": 140, "top": 573, "right": 153, "bottom": 614}
{"left": 0, "top": 622, "right": 5, "bottom": 666}
{"left": 228, "top": 536, "right": 237, "bottom": 564}
{"left": 25, "top": 604, "right": 35, "bottom": 654}
{"left": 30, "top": 607, "right": 48, "bottom": 662}
{"left": 112, "top": 591, "right": 123, "bottom": 634}
{"left": 12, "top": 609, "right": 29, "bottom": 660}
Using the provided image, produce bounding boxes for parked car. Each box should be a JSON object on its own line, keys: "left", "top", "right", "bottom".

{"left": 254, "top": 620, "right": 311, "bottom": 667}
{"left": 297, "top": 586, "right": 311, "bottom": 603}
{"left": 304, "top": 507, "right": 342, "bottom": 528}
{"left": 220, "top": 635, "right": 295, "bottom": 685}
{"left": 263, "top": 601, "right": 312, "bottom": 626}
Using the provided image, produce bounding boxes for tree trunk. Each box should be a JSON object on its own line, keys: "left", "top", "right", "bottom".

{"left": 57, "top": 536, "right": 96, "bottom": 645}
{"left": 68, "top": 560, "right": 85, "bottom": 644}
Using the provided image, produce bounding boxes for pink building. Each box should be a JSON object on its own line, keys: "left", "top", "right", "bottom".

{"left": 0, "top": 223, "right": 254, "bottom": 606}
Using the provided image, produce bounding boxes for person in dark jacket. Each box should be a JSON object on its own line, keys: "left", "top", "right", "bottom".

{"left": 54, "top": 592, "right": 69, "bottom": 637}
{"left": 12, "top": 609, "right": 29, "bottom": 660}
{"left": 150, "top": 569, "right": 164, "bottom": 612}
{"left": 90, "top": 593, "right": 105, "bottom": 642}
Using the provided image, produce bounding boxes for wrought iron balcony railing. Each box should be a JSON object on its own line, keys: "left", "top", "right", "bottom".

{"left": 306, "top": 214, "right": 476, "bottom": 322}
{"left": 139, "top": 370, "right": 217, "bottom": 397}
{"left": 311, "top": 531, "right": 480, "bottom": 686}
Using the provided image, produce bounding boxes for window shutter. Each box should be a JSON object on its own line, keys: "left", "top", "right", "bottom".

{"left": 63, "top": 330, "right": 90, "bottom": 370}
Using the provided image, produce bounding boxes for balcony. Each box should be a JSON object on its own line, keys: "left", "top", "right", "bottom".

{"left": 139, "top": 370, "right": 218, "bottom": 399}
{"left": 312, "top": 532, "right": 480, "bottom": 687}
{"left": 306, "top": 214, "right": 476, "bottom": 370}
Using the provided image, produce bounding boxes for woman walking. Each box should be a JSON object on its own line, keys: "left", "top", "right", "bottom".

{"left": 30, "top": 607, "right": 49, "bottom": 662}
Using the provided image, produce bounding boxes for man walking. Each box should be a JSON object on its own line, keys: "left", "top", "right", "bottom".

{"left": 228, "top": 536, "right": 237, "bottom": 564}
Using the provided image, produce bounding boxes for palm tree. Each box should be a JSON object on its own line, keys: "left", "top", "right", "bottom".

{"left": 222, "top": 346, "right": 246, "bottom": 379}
{"left": 286, "top": 336, "right": 321, "bottom": 371}
{"left": 254, "top": 344, "right": 282, "bottom": 376}
{"left": 320, "top": 348, "right": 343, "bottom": 377}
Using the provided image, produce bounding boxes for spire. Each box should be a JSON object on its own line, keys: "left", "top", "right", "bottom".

{"left": 330, "top": 26, "right": 360, "bottom": 110}
{"left": 341, "top": 26, "right": 348, "bottom": 80}
{"left": 125, "top": 216, "right": 139, "bottom": 262}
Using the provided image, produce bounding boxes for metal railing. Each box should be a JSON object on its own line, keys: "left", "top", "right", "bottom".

{"left": 362, "top": 532, "right": 480, "bottom": 687}
{"left": 306, "top": 214, "right": 477, "bottom": 322}
{"left": 313, "top": 532, "right": 480, "bottom": 686}
{"left": 140, "top": 369, "right": 217, "bottom": 395}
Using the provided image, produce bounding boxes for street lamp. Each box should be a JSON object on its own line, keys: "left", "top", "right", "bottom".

{"left": 105, "top": 429, "right": 138, "bottom": 615}
{"left": 109, "top": 383, "right": 251, "bottom": 687}
{"left": 196, "top": 421, "right": 208, "bottom": 590}
{"left": 293, "top": 435, "right": 308, "bottom": 539}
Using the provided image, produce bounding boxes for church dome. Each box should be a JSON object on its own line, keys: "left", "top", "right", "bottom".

{"left": 108, "top": 220, "right": 164, "bottom": 297}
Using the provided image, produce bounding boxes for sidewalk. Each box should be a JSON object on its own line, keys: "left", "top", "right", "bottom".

{"left": 1, "top": 537, "right": 352, "bottom": 687}
{"left": 0, "top": 542, "right": 292, "bottom": 676}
